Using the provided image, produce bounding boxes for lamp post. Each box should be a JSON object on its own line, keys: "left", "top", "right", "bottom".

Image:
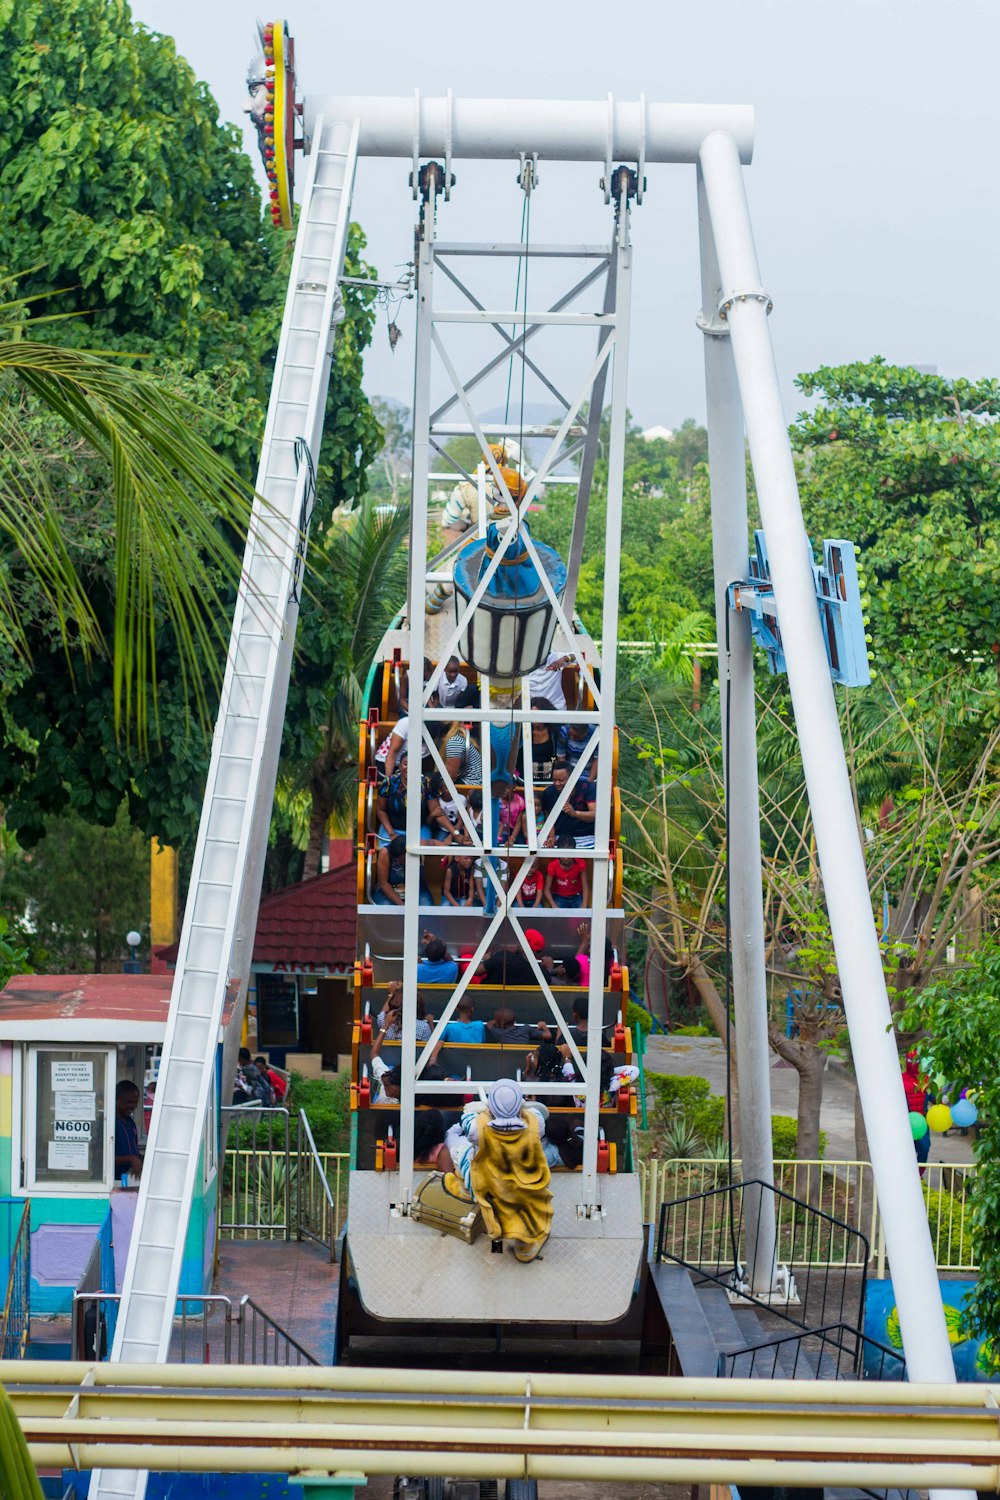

{"left": 123, "top": 930, "right": 143, "bottom": 976}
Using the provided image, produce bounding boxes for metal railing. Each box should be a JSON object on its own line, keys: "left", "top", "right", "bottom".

{"left": 0, "top": 1200, "right": 30, "bottom": 1360}
{"left": 220, "top": 1106, "right": 293, "bottom": 1239}
{"left": 717, "top": 1320, "right": 905, "bottom": 1382}
{"left": 656, "top": 1177, "right": 869, "bottom": 1336}
{"left": 638, "top": 1157, "right": 977, "bottom": 1272}
{"left": 71, "top": 1292, "right": 319, "bottom": 1366}
{"left": 219, "top": 1105, "right": 348, "bottom": 1255}
{"left": 236, "top": 1295, "right": 318, "bottom": 1365}
{"left": 296, "top": 1112, "right": 338, "bottom": 1261}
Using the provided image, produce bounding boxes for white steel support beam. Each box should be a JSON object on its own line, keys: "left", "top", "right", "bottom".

{"left": 581, "top": 197, "right": 631, "bottom": 1200}
{"left": 303, "top": 95, "right": 754, "bottom": 164}
{"left": 397, "top": 178, "right": 439, "bottom": 1210}
{"left": 91, "top": 116, "right": 361, "bottom": 1500}
{"left": 696, "top": 168, "right": 778, "bottom": 1295}
{"left": 697, "top": 129, "right": 958, "bottom": 1407}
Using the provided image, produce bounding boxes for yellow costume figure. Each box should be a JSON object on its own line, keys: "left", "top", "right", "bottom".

{"left": 446, "top": 1078, "right": 553, "bottom": 1263}
{"left": 471, "top": 1105, "right": 553, "bottom": 1262}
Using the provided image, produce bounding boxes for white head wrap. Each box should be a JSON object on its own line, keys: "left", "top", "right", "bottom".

{"left": 487, "top": 1077, "right": 526, "bottom": 1132}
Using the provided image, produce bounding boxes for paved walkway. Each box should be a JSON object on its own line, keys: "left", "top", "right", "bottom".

{"left": 212, "top": 1238, "right": 338, "bottom": 1363}
{"left": 644, "top": 1034, "right": 975, "bottom": 1165}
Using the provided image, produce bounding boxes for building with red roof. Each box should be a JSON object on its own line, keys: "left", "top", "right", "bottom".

{"left": 155, "top": 861, "right": 357, "bottom": 1066}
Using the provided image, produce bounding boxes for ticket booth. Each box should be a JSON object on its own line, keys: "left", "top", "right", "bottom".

{"left": 0, "top": 974, "right": 236, "bottom": 1318}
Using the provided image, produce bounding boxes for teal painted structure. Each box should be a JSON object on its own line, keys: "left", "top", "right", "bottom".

{"left": 0, "top": 974, "right": 235, "bottom": 1324}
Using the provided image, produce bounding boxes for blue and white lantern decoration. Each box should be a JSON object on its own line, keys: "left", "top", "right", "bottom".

{"left": 453, "top": 498, "right": 567, "bottom": 678}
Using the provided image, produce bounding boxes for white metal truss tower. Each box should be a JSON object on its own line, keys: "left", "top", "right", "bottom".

{"left": 90, "top": 116, "right": 360, "bottom": 1500}
{"left": 393, "top": 162, "right": 635, "bottom": 1209}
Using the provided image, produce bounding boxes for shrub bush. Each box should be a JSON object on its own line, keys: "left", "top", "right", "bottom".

{"left": 626, "top": 1000, "right": 653, "bottom": 1037}
{"left": 771, "top": 1114, "right": 827, "bottom": 1161}
{"left": 646, "top": 1072, "right": 725, "bottom": 1147}
{"left": 924, "top": 1186, "right": 973, "bottom": 1267}
{"left": 287, "top": 1072, "right": 351, "bottom": 1154}
{"left": 673, "top": 1024, "right": 710, "bottom": 1037}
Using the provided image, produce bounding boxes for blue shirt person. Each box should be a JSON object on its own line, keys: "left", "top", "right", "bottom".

{"left": 114, "top": 1080, "right": 143, "bottom": 1178}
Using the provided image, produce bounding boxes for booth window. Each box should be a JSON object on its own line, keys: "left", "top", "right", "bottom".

{"left": 24, "top": 1047, "right": 114, "bottom": 1191}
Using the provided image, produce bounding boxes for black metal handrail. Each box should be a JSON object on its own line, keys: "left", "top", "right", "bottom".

{"left": 716, "top": 1319, "right": 905, "bottom": 1382}
{"left": 656, "top": 1176, "right": 870, "bottom": 1336}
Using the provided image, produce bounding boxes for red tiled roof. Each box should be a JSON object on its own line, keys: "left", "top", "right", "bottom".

{"left": 252, "top": 862, "right": 357, "bottom": 968}
{"left": 155, "top": 862, "right": 357, "bottom": 971}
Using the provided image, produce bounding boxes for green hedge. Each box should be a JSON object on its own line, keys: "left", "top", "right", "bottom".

{"left": 626, "top": 1000, "right": 653, "bottom": 1037}
{"left": 771, "top": 1113, "right": 827, "bottom": 1161}
{"left": 673, "top": 1024, "right": 711, "bottom": 1037}
{"left": 288, "top": 1072, "right": 351, "bottom": 1154}
{"left": 646, "top": 1073, "right": 827, "bottom": 1160}
{"left": 924, "top": 1186, "right": 972, "bottom": 1267}
{"left": 646, "top": 1072, "right": 725, "bottom": 1146}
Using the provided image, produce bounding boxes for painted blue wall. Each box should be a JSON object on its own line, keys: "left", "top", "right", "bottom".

{"left": 865, "top": 1277, "right": 995, "bottom": 1381}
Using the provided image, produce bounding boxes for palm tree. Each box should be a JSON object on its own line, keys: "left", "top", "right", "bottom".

{"left": 293, "top": 496, "right": 411, "bottom": 879}
{"left": 0, "top": 308, "right": 256, "bottom": 745}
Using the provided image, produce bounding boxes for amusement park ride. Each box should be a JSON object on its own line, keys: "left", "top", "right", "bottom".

{"left": 89, "top": 19, "right": 962, "bottom": 1500}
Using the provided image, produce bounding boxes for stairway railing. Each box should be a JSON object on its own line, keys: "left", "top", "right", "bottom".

{"left": 716, "top": 1320, "right": 904, "bottom": 1381}
{"left": 656, "top": 1176, "right": 869, "bottom": 1337}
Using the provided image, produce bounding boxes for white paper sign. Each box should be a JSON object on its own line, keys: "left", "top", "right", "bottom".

{"left": 54, "top": 1119, "right": 93, "bottom": 1142}
{"left": 54, "top": 1091, "right": 96, "bottom": 1121}
{"left": 47, "top": 1140, "right": 90, "bottom": 1171}
{"left": 51, "top": 1062, "right": 93, "bottom": 1091}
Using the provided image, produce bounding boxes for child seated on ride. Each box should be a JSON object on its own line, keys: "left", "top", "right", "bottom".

{"left": 513, "top": 857, "right": 544, "bottom": 908}
{"left": 376, "top": 981, "right": 434, "bottom": 1041}
{"left": 488, "top": 1006, "right": 538, "bottom": 1045}
{"left": 413, "top": 1108, "right": 456, "bottom": 1172}
{"left": 560, "top": 721, "right": 596, "bottom": 775}
{"left": 497, "top": 780, "right": 527, "bottom": 846}
{"left": 473, "top": 850, "right": 508, "bottom": 908}
{"left": 426, "top": 770, "right": 465, "bottom": 841}
{"left": 544, "top": 835, "right": 589, "bottom": 908}
{"left": 438, "top": 996, "right": 487, "bottom": 1044}
{"left": 436, "top": 656, "right": 469, "bottom": 709}
{"left": 375, "top": 755, "right": 432, "bottom": 846}
{"left": 373, "top": 835, "right": 433, "bottom": 906}
{"left": 443, "top": 851, "right": 479, "bottom": 907}
{"left": 416, "top": 935, "right": 460, "bottom": 984}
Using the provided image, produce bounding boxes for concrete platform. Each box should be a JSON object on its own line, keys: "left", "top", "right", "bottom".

{"left": 347, "top": 1170, "right": 643, "bottom": 1324}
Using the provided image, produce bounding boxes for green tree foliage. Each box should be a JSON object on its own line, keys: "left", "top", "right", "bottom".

{"left": 901, "top": 941, "right": 1000, "bottom": 1342}
{"left": 0, "top": 0, "right": 270, "bottom": 366}
{"left": 531, "top": 415, "right": 715, "bottom": 635}
{"left": 3, "top": 801, "right": 148, "bottom": 971}
{"left": 793, "top": 358, "right": 1000, "bottom": 683}
{"left": 0, "top": 0, "right": 382, "bottom": 863}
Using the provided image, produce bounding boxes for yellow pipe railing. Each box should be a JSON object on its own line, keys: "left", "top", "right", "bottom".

{"left": 637, "top": 1157, "right": 978, "bottom": 1272}
{"left": 4, "top": 1362, "right": 999, "bottom": 1489}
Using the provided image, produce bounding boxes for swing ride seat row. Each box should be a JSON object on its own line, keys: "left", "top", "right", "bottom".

{"left": 343, "top": 640, "right": 645, "bottom": 1333}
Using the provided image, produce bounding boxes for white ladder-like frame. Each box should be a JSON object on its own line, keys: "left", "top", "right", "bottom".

{"left": 90, "top": 115, "right": 360, "bottom": 1500}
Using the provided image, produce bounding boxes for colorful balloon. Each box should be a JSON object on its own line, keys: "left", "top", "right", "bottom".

{"left": 927, "top": 1103, "right": 953, "bottom": 1133}
{"left": 909, "top": 1111, "right": 929, "bottom": 1141}
{"left": 951, "top": 1098, "right": 978, "bottom": 1128}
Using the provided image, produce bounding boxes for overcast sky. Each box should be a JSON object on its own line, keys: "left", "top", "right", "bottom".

{"left": 132, "top": 0, "right": 999, "bottom": 430}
